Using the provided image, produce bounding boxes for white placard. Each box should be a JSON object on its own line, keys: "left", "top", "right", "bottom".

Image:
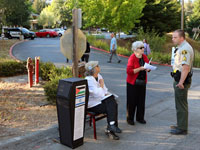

{"left": 73, "top": 84, "right": 86, "bottom": 141}
{"left": 144, "top": 63, "right": 157, "bottom": 70}
{"left": 73, "top": 105, "right": 85, "bottom": 140}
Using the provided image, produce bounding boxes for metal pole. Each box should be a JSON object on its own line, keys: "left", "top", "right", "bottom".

{"left": 72, "top": 9, "right": 78, "bottom": 77}
{"left": 35, "top": 56, "right": 40, "bottom": 84}
{"left": 181, "top": 0, "right": 184, "bottom": 30}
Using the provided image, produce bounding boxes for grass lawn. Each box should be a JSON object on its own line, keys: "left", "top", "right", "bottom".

{"left": 0, "top": 39, "right": 19, "bottom": 59}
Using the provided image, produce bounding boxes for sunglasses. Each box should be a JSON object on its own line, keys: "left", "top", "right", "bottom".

{"left": 138, "top": 47, "right": 144, "bottom": 50}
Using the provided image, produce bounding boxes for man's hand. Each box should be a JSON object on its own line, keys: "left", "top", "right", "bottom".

{"left": 176, "top": 82, "right": 184, "bottom": 89}
{"left": 176, "top": 64, "right": 190, "bottom": 89}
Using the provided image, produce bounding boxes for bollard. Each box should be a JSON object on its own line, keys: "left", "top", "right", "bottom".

{"left": 35, "top": 56, "right": 40, "bottom": 84}
{"left": 26, "top": 57, "right": 34, "bottom": 88}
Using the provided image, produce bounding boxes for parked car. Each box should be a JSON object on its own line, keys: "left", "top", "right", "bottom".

{"left": 35, "top": 29, "right": 58, "bottom": 38}
{"left": 101, "top": 28, "right": 108, "bottom": 32}
{"left": 4, "top": 27, "right": 35, "bottom": 39}
{"left": 53, "top": 28, "right": 65, "bottom": 37}
{"left": 21, "top": 28, "right": 35, "bottom": 39}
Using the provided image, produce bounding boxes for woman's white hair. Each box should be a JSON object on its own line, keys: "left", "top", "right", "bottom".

{"left": 131, "top": 41, "right": 144, "bottom": 51}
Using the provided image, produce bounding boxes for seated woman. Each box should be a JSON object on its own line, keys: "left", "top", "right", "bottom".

{"left": 85, "top": 61, "right": 121, "bottom": 140}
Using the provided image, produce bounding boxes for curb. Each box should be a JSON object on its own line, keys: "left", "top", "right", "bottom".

{"left": 0, "top": 124, "right": 58, "bottom": 149}
{"left": 91, "top": 46, "right": 129, "bottom": 59}
{"left": 9, "top": 40, "right": 28, "bottom": 61}
{"left": 91, "top": 46, "right": 172, "bottom": 67}
{"left": 91, "top": 46, "right": 200, "bottom": 70}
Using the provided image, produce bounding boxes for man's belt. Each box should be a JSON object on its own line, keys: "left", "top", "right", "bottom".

{"left": 170, "top": 70, "right": 192, "bottom": 84}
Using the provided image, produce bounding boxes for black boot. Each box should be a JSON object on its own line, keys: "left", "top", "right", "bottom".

{"left": 105, "top": 129, "right": 120, "bottom": 140}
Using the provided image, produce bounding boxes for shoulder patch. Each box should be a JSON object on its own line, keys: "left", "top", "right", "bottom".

{"left": 182, "top": 50, "right": 187, "bottom": 55}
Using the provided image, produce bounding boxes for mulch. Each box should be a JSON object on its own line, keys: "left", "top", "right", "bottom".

{"left": 0, "top": 76, "right": 57, "bottom": 141}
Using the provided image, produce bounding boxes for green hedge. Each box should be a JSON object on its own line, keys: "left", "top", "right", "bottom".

{"left": 39, "top": 62, "right": 56, "bottom": 81}
{"left": 0, "top": 59, "right": 27, "bottom": 77}
{"left": 43, "top": 66, "right": 73, "bottom": 104}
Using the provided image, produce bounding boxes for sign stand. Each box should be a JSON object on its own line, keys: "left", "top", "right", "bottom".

{"left": 56, "top": 78, "right": 88, "bottom": 149}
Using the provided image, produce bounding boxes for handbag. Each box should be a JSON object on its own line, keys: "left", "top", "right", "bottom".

{"left": 135, "top": 79, "right": 146, "bottom": 85}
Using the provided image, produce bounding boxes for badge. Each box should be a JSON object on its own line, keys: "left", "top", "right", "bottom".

{"left": 182, "top": 50, "right": 187, "bottom": 55}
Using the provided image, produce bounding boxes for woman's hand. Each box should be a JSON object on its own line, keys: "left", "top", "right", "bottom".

{"left": 99, "top": 79, "right": 104, "bottom": 88}
{"left": 140, "top": 66, "right": 145, "bottom": 71}
{"left": 146, "top": 69, "right": 151, "bottom": 72}
{"left": 133, "top": 66, "right": 145, "bottom": 74}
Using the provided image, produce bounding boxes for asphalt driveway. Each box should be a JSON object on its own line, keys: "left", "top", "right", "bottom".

{"left": 7, "top": 38, "right": 200, "bottom": 150}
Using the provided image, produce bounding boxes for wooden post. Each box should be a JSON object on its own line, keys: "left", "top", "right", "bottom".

{"left": 181, "top": 0, "right": 184, "bottom": 30}
{"left": 72, "top": 9, "right": 78, "bottom": 77}
{"left": 26, "top": 57, "right": 34, "bottom": 88}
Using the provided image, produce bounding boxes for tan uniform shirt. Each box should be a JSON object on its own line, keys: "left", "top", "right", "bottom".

{"left": 173, "top": 40, "right": 194, "bottom": 72}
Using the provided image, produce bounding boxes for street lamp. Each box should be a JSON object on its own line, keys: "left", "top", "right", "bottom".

{"left": 181, "top": 0, "right": 184, "bottom": 30}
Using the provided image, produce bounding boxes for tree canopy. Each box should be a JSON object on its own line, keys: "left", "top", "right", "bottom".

{"left": 0, "top": 0, "right": 31, "bottom": 26}
{"left": 186, "top": 0, "right": 200, "bottom": 38}
{"left": 63, "top": 0, "right": 146, "bottom": 33}
{"left": 138, "top": 0, "right": 181, "bottom": 34}
{"left": 32, "top": 0, "right": 47, "bottom": 14}
{"left": 38, "top": 5, "right": 56, "bottom": 28}
{"left": 191, "top": 0, "right": 200, "bottom": 20}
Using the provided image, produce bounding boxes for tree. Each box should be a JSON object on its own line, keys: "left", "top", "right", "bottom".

{"left": 38, "top": 0, "right": 70, "bottom": 28}
{"left": 38, "top": 6, "right": 56, "bottom": 28}
{"left": 185, "top": 0, "right": 193, "bottom": 20}
{"left": 64, "top": 0, "right": 146, "bottom": 33}
{"left": 107, "top": 0, "right": 146, "bottom": 33}
{"left": 191, "top": 0, "right": 200, "bottom": 19}
{"left": 32, "top": 0, "right": 46, "bottom": 14}
{"left": 0, "top": 0, "right": 31, "bottom": 26}
{"left": 186, "top": 0, "right": 200, "bottom": 38}
{"left": 138, "top": 0, "right": 181, "bottom": 35}
{"left": 50, "top": 0, "right": 70, "bottom": 27}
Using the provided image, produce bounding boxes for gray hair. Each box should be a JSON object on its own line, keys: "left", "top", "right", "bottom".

{"left": 132, "top": 41, "right": 144, "bottom": 51}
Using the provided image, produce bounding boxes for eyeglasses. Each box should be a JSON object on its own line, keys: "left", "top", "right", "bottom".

{"left": 138, "top": 47, "right": 144, "bottom": 50}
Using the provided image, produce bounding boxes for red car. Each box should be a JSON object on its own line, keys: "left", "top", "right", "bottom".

{"left": 35, "top": 29, "right": 58, "bottom": 38}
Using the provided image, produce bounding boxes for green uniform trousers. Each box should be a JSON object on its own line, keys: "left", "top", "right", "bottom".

{"left": 173, "top": 81, "right": 190, "bottom": 130}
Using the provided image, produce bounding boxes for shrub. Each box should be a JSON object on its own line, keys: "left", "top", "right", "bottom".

{"left": 39, "top": 62, "right": 56, "bottom": 81}
{"left": 93, "top": 40, "right": 109, "bottom": 51}
{"left": 86, "top": 35, "right": 96, "bottom": 45}
{"left": 0, "top": 59, "right": 27, "bottom": 77}
{"left": 136, "top": 28, "right": 166, "bottom": 52}
{"left": 117, "top": 46, "right": 132, "bottom": 56}
{"left": 194, "top": 50, "right": 200, "bottom": 67}
{"left": 95, "top": 35, "right": 105, "bottom": 39}
{"left": 43, "top": 66, "right": 73, "bottom": 104}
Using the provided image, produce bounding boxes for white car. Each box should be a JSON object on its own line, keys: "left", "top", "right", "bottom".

{"left": 53, "top": 28, "right": 65, "bottom": 37}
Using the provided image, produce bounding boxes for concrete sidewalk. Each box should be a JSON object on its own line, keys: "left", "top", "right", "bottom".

{"left": 1, "top": 48, "right": 200, "bottom": 150}
{"left": 1, "top": 82, "right": 200, "bottom": 150}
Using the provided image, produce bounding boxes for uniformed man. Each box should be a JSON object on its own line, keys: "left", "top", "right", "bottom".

{"left": 170, "top": 29, "right": 194, "bottom": 135}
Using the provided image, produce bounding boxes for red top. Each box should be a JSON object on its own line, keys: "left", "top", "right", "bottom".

{"left": 126, "top": 54, "right": 149, "bottom": 85}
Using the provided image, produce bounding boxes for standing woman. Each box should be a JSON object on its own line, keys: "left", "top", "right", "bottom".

{"left": 126, "top": 41, "right": 150, "bottom": 125}
{"left": 143, "top": 39, "right": 151, "bottom": 56}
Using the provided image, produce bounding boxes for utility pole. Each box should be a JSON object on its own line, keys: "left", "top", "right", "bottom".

{"left": 181, "top": 0, "right": 184, "bottom": 30}
{"left": 72, "top": 9, "right": 78, "bottom": 77}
